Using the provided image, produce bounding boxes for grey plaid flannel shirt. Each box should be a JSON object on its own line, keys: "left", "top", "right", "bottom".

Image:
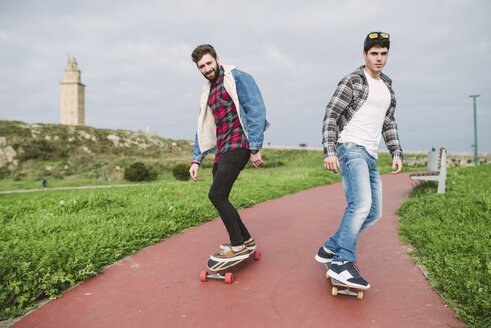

{"left": 322, "top": 66, "right": 403, "bottom": 161}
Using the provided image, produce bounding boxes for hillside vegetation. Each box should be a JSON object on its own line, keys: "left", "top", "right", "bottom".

{"left": 0, "top": 120, "right": 195, "bottom": 188}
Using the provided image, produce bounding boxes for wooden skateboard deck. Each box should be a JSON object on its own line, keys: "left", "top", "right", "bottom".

{"left": 324, "top": 263, "right": 367, "bottom": 300}
{"left": 200, "top": 248, "right": 260, "bottom": 283}
{"left": 206, "top": 256, "right": 246, "bottom": 272}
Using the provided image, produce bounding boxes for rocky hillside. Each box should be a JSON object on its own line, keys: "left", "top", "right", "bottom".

{"left": 0, "top": 120, "right": 195, "bottom": 181}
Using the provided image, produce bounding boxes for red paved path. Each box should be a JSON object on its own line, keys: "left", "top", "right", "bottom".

{"left": 12, "top": 173, "right": 464, "bottom": 327}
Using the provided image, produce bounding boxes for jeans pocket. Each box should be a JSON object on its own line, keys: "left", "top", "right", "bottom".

{"left": 337, "top": 142, "right": 356, "bottom": 160}
{"left": 338, "top": 161, "right": 344, "bottom": 177}
{"left": 341, "top": 142, "right": 358, "bottom": 151}
{"left": 336, "top": 143, "right": 346, "bottom": 158}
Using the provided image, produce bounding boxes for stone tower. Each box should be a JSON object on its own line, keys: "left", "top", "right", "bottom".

{"left": 60, "top": 55, "right": 85, "bottom": 125}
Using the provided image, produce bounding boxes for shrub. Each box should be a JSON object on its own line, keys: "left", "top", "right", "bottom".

{"left": 14, "top": 173, "right": 25, "bottom": 181}
{"left": 124, "top": 162, "right": 158, "bottom": 182}
{"left": 0, "top": 167, "right": 10, "bottom": 179}
{"left": 171, "top": 163, "right": 191, "bottom": 181}
{"left": 147, "top": 165, "right": 158, "bottom": 181}
{"left": 17, "top": 140, "right": 55, "bottom": 161}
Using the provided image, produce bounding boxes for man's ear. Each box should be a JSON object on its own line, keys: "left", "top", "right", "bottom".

{"left": 216, "top": 55, "right": 220, "bottom": 65}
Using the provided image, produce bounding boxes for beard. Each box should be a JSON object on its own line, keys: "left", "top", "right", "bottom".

{"left": 203, "top": 62, "right": 220, "bottom": 82}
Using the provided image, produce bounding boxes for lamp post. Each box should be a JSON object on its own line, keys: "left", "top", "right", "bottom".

{"left": 469, "top": 95, "right": 480, "bottom": 165}
{"left": 101, "top": 162, "right": 105, "bottom": 184}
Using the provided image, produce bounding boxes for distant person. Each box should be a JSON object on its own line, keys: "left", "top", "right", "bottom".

{"left": 42, "top": 177, "right": 48, "bottom": 190}
{"left": 315, "top": 32, "right": 403, "bottom": 289}
{"left": 189, "top": 44, "right": 270, "bottom": 262}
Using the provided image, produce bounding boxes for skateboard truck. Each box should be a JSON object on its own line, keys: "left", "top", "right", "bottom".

{"left": 200, "top": 271, "right": 235, "bottom": 284}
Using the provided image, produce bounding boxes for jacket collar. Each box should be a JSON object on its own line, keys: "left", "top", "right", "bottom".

{"left": 223, "top": 65, "right": 238, "bottom": 72}
{"left": 204, "top": 65, "right": 238, "bottom": 88}
{"left": 354, "top": 65, "right": 392, "bottom": 84}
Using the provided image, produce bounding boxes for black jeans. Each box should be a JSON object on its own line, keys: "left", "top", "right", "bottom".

{"left": 208, "top": 148, "right": 251, "bottom": 246}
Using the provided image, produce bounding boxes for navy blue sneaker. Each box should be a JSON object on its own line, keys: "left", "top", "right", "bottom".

{"left": 315, "top": 246, "right": 335, "bottom": 263}
{"left": 327, "top": 261, "right": 370, "bottom": 289}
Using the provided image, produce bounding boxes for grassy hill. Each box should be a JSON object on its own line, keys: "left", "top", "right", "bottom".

{"left": 0, "top": 120, "right": 199, "bottom": 189}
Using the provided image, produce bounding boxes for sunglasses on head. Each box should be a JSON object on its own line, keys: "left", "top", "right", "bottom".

{"left": 368, "top": 32, "right": 390, "bottom": 39}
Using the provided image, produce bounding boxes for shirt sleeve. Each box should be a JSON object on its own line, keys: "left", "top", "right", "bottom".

{"left": 322, "top": 76, "right": 353, "bottom": 158}
{"left": 382, "top": 104, "right": 403, "bottom": 161}
{"left": 191, "top": 133, "right": 216, "bottom": 164}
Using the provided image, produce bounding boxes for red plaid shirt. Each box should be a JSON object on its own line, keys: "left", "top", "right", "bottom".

{"left": 208, "top": 66, "right": 249, "bottom": 163}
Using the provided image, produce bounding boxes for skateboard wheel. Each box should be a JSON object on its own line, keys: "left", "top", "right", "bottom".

{"left": 224, "top": 273, "right": 234, "bottom": 284}
{"left": 357, "top": 291, "right": 364, "bottom": 300}
{"left": 332, "top": 286, "right": 338, "bottom": 296}
{"left": 200, "top": 271, "right": 208, "bottom": 282}
{"left": 325, "top": 272, "right": 330, "bottom": 279}
{"left": 253, "top": 251, "right": 261, "bottom": 260}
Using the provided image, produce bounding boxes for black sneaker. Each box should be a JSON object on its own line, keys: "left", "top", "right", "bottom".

{"left": 327, "top": 261, "right": 370, "bottom": 289}
{"left": 315, "top": 246, "right": 335, "bottom": 263}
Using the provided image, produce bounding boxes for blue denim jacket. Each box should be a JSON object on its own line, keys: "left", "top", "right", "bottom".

{"left": 192, "top": 66, "right": 270, "bottom": 164}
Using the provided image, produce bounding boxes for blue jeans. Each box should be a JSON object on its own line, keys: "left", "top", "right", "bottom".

{"left": 324, "top": 142, "right": 382, "bottom": 262}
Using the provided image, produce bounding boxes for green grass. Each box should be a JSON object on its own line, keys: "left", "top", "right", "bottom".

{"left": 398, "top": 164, "right": 491, "bottom": 326}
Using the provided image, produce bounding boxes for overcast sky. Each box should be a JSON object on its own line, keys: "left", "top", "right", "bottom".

{"left": 1, "top": 0, "right": 490, "bottom": 153}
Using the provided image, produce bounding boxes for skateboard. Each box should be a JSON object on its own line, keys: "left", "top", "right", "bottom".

{"left": 200, "top": 248, "right": 260, "bottom": 284}
{"left": 324, "top": 263, "right": 366, "bottom": 300}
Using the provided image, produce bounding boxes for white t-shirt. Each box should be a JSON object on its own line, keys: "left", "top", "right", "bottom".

{"left": 338, "top": 70, "right": 391, "bottom": 158}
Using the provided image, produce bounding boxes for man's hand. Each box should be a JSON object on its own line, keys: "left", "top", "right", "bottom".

{"left": 391, "top": 158, "right": 402, "bottom": 175}
{"left": 189, "top": 163, "right": 200, "bottom": 182}
{"left": 250, "top": 151, "right": 264, "bottom": 168}
{"left": 324, "top": 156, "right": 340, "bottom": 173}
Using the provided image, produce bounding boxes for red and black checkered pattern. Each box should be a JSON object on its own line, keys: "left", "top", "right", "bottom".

{"left": 208, "top": 67, "right": 249, "bottom": 163}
